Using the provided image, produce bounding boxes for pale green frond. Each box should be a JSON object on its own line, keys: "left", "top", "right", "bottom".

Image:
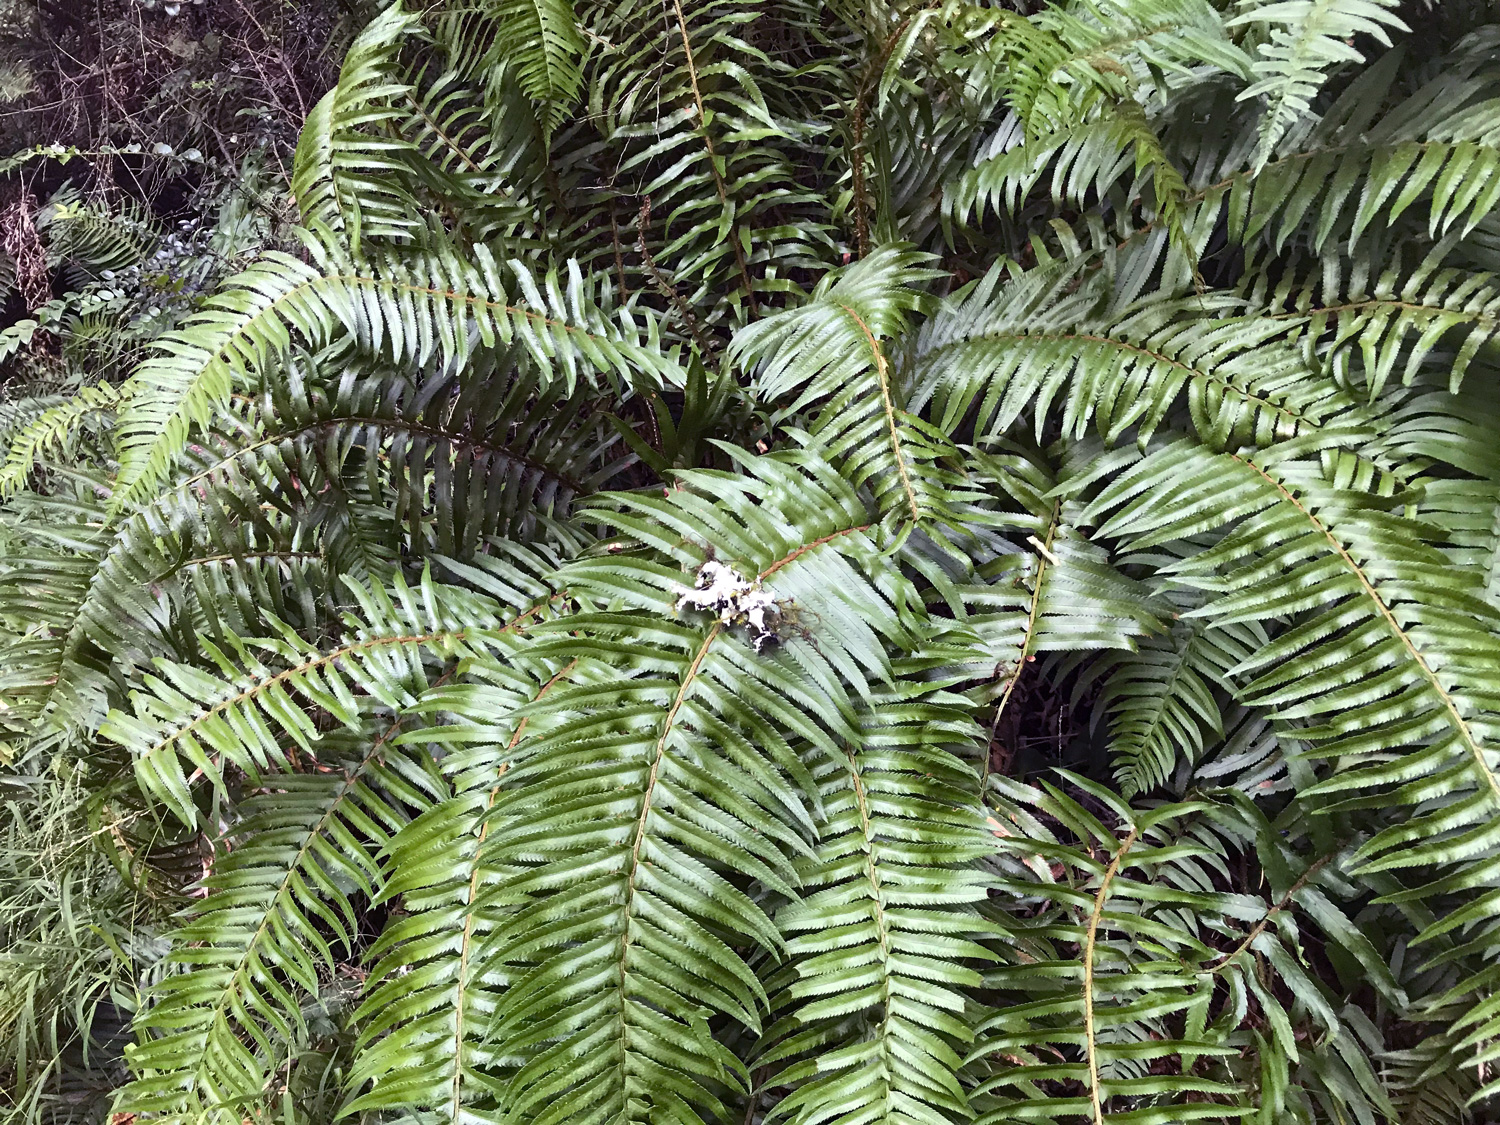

{"left": 1229, "top": 0, "right": 1408, "bottom": 167}
{"left": 291, "top": 5, "right": 428, "bottom": 249}
{"left": 0, "top": 381, "right": 126, "bottom": 499}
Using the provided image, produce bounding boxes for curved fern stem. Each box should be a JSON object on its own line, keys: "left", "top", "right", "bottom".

{"left": 981, "top": 501, "right": 1063, "bottom": 798}
{"left": 619, "top": 620, "right": 723, "bottom": 982}
{"left": 1211, "top": 853, "right": 1335, "bottom": 970}
{"left": 1084, "top": 824, "right": 1140, "bottom": 1125}
{"left": 757, "top": 524, "right": 873, "bottom": 581}
{"left": 836, "top": 302, "right": 922, "bottom": 524}
{"left": 846, "top": 748, "right": 899, "bottom": 1112}
{"left": 449, "top": 657, "right": 578, "bottom": 1123}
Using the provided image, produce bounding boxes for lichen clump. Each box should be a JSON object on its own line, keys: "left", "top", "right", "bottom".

{"left": 675, "top": 560, "right": 781, "bottom": 650}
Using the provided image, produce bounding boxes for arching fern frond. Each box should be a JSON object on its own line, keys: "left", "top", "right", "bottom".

{"left": 114, "top": 725, "right": 430, "bottom": 1125}
{"left": 1248, "top": 241, "right": 1500, "bottom": 397}
{"left": 111, "top": 244, "right": 678, "bottom": 510}
{"left": 731, "top": 247, "right": 960, "bottom": 532}
{"left": 100, "top": 570, "right": 509, "bottom": 826}
{"left": 291, "top": 5, "right": 426, "bottom": 249}
{"left": 1091, "top": 604, "right": 1262, "bottom": 797}
{"left": 468, "top": 0, "right": 584, "bottom": 136}
{"left": 988, "top": 0, "right": 1249, "bottom": 134}
{"left": 472, "top": 449, "right": 927, "bottom": 1125}
{"left": 258, "top": 349, "right": 630, "bottom": 556}
{"left": 912, "top": 261, "right": 1360, "bottom": 449}
{"left": 0, "top": 380, "right": 125, "bottom": 498}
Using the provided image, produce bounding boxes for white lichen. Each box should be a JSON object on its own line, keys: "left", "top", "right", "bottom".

{"left": 675, "top": 560, "right": 782, "bottom": 650}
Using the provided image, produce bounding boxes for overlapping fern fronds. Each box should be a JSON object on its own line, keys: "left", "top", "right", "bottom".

{"left": 7, "top": 0, "right": 1500, "bottom": 1123}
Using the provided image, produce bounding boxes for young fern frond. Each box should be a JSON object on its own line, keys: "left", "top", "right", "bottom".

{"left": 291, "top": 5, "right": 427, "bottom": 250}
{"left": 1229, "top": 0, "right": 1407, "bottom": 167}
{"left": 996, "top": 0, "right": 1249, "bottom": 130}
{"left": 472, "top": 0, "right": 585, "bottom": 136}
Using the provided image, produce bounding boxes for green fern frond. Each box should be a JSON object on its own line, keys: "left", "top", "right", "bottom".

{"left": 732, "top": 247, "right": 958, "bottom": 531}
{"left": 344, "top": 644, "right": 573, "bottom": 1122}
{"left": 0, "top": 380, "right": 125, "bottom": 498}
{"left": 757, "top": 676, "right": 997, "bottom": 1125}
{"left": 258, "top": 351, "right": 630, "bottom": 555}
{"left": 992, "top": 0, "right": 1250, "bottom": 135}
{"left": 472, "top": 0, "right": 585, "bottom": 136}
{"left": 913, "top": 261, "right": 1356, "bottom": 449}
{"left": 1229, "top": 0, "right": 1407, "bottom": 167}
{"left": 100, "top": 570, "right": 510, "bottom": 825}
{"left": 1093, "top": 606, "right": 1261, "bottom": 796}
{"left": 1249, "top": 241, "right": 1500, "bottom": 397}
{"left": 115, "top": 725, "right": 427, "bottom": 1125}
{"left": 291, "top": 5, "right": 427, "bottom": 249}
{"left": 1085, "top": 436, "right": 1500, "bottom": 1003}
{"left": 575, "top": 0, "right": 834, "bottom": 321}
{"left": 111, "top": 244, "right": 677, "bottom": 511}
{"left": 11, "top": 0, "right": 1500, "bottom": 1118}
{"left": 924, "top": 444, "right": 1165, "bottom": 692}
{"left": 470, "top": 449, "right": 933, "bottom": 1125}
{"left": 0, "top": 449, "right": 351, "bottom": 759}
{"left": 975, "top": 779, "right": 1251, "bottom": 1124}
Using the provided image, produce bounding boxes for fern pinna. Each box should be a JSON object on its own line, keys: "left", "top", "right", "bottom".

{"left": 3, "top": 0, "right": 1500, "bottom": 1123}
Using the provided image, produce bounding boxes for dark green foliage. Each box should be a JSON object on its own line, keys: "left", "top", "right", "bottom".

{"left": 4, "top": 0, "right": 1500, "bottom": 1123}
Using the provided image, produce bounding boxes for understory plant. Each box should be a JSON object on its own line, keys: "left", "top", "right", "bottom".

{"left": 4, "top": 0, "right": 1500, "bottom": 1123}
